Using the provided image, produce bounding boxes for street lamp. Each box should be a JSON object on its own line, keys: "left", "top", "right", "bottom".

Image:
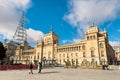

{"left": 42, "top": 56, "right": 46, "bottom": 67}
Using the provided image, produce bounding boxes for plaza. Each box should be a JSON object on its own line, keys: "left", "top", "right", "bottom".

{"left": 0, "top": 68, "right": 120, "bottom": 80}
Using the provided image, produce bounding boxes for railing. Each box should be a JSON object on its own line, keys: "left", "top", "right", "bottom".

{"left": 0, "top": 65, "right": 37, "bottom": 70}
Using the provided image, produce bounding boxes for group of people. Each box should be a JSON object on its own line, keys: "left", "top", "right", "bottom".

{"left": 29, "top": 62, "right": 42, "bottom": 74}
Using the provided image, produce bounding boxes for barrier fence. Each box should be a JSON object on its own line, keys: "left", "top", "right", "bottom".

{"left": 0, "top": 65, "right": 37, "bottom": 70}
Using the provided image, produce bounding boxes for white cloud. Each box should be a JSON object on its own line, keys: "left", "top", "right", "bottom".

{"left": 64, "top": 0, "right": 120, "bottom": 38}
{"left": 0, "top": 0, "right": 44, "bottom": 44}
{"left": 0, "top": 0, "right": 31, "bottom": 40}
{"left": 62, "top": 40, "right": 72, "bottom": 44}
{"left": 62, "top": 38, "right": 81, "bottom": 44}
{"left": 27, "top": 28, "right": 44, "bottom": 43}
{"left": 73, "top": 39, "right": 81, "bottom": 43}
{"left": 109, "top": 41, "right": 120, "bottom": 46}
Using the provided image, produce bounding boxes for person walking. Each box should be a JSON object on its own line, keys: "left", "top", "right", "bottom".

{"left": 29, "top": 63, "right": 33, "bottom": 74}
{"left": 38, "top": 62, "right": 42, "bottom": 73}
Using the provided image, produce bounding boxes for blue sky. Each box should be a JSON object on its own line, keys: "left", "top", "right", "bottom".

{"left": 26, "top": 0, "right": 75, "bottom": 44}
{"left": 0, "top": 0, "right": 120, "bottom": 46}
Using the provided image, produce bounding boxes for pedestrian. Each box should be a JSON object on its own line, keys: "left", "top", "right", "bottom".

{"left": 38, "top": 62, "right": 42, "bottom": 73}
{"left": 29, "top": 63, "right": 33, "bottom": 74}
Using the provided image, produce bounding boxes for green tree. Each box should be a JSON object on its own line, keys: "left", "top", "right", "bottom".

{"left": 0, "top": 42, "right": 6, "bottom": 61}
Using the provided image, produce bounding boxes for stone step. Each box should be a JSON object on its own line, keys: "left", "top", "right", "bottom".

{"left": 108, "top": 65, "right": 120, "bottom": 70}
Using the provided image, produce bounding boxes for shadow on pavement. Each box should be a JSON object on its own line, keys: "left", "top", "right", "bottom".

{"left": 40, "top": 71, "right": 60, "bottom": 74}
{"left": 32, "top": 71, "right": 60, "bottom": 75}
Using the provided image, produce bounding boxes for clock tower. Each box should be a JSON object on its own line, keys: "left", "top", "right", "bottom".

{"left": 43, "top": 27, "right": 58, "bottom": 60}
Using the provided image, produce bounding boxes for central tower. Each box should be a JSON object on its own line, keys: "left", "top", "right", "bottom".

{"left": 43, "top": 27, "right": 58, "bottom": 60}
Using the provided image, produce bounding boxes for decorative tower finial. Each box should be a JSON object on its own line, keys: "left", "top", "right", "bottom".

{"left": 104, "top": 27, "right": 106, "bottom": 32}
{"left": 92, "top": 22, "right": 94, "bottom": 27}
{"left": 50, "top": 26, "right": 53, "bottom": 32}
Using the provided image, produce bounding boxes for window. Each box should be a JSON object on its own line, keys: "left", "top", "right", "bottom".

{"left": 93, "top": 35, "right": 95, "bottom": 39}
{"left": 71, "top": 53, "right": 73, "bottom": 57}
{"left": 63, "top": 54, "right": 65, "bottom": 57}
{"left": 48, "top": 53, "right": 50, "bottom": 59}
{"left": 83, "top": 52, "right": 86, "bottom": 57}
{"left": 34, "top": 56, "right": 36, "bottom": 60}
{"left": 87, "top": 36, "right": 89, "bottom": 40}
{"left": 38, "top": 55, "right": 39, "bottom": 59}
{"left": 100, "top": 43, "right": 104, "bottom": 48}
{"left": 59, "top": 54, "right": 61, "bottom": 57}
{"left": 82, "top": 45, "right": 85, "bottom": 50}
{"left": 76, "top": 59, "right": 78, "bottom": 64}
{"left": 91, "top": 58, "right": 95, "bottom": 62}
{"left": 75, "top": 53, "right": 78, "bottom": 57}
{"left": 90, "top": 36, "right": 92, "bottom": 39}
{"left": 79, "top": 46, "right": 81, "bottom": 50}
{"left": 101, "top": 51, "right": 104, "bottom": 57}
{"left": 67, "top": 53, "right": 69, "bottom": 58}
{"left": 91, "top": 50, "right": 95, "bottom": 57}
{"left": 83, "top": 59, "right": 87, "bottom": 62}
{"left": 59, "top": 59, "right": 61, "bottom": 64}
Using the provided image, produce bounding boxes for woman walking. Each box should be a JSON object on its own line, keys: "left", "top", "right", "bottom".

{"left": 29, "top": 63, "right": 33, "bottom": 74}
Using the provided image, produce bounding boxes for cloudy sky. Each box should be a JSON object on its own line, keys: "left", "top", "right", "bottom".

{"left": 0, "top": 0, "right": 120, "bottom": 46}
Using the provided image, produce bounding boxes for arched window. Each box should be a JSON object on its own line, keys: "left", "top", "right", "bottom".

{"left": 38, "top": 55, "right": 39, "bottom": 59}
{"left": 87, "top": 36, "right": 89, "bottom": 40}
{"left": 90, "top": 36, "right": 92, "bottom": 39}
{"left": 91, "top": 50, "right": 95, "bottom": 57}
{"left": 83, "top": 52, "right": 86, "bottom": 57}
{"left": 93, "top": 35, "right": 95, "bottom": 39}
{"left": 82, "top": 45, "right": 85, "bottom": 50}
{"left": 101, "top": 51, "right": 104, "bottom": 57}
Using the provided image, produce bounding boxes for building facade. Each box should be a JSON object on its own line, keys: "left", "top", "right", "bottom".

{"left": 112, "top": 46, "right": 120, "bottom": 64}
{"left": 13, "top": 24, "right": 116, "bottom": 66}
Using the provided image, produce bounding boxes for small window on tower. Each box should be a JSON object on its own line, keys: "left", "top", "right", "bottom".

{"left": 87, "top": 36, "right": 89, "bottom": 40}
{"left": 100, "top": 43, "right": 104, "bottom": 48}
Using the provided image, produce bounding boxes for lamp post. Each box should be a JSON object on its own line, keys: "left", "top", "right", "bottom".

{"left": 42, "top": 56, "right": 46, "bottom": 67}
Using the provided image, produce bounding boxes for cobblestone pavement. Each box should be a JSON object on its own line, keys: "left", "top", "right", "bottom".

{"left": 0, "top": 67, "right": 120, "bottom": 80}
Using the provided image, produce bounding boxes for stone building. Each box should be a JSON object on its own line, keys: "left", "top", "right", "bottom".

{"left": 13, "top": 24, "right": 116, "bottom": 66}
{"left": 112, "top": 46, "right": 120, "bottom": 64}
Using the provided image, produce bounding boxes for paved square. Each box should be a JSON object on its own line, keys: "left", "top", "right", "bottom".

{"left": 0, "top": 68, "right": 120, "bottom": 80}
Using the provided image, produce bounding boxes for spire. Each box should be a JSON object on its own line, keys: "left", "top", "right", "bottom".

{"left": 90, "top": 21, "right": 95, "bottom": 27}
{"left": 50, "top": 26, "right": 53, "bottom": 33}
{"left": 104, "top": 27, "right": 106, "bottom": 32}
{"left": 92, "top": 22, "right": 94, "bottom": 27}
